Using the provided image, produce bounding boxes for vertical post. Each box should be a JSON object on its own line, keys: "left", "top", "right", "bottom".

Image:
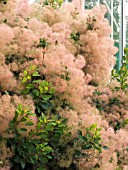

{"left": 65, "top": 0, "right": 68, "bottom": 3}
{"left": 119, "top": 0, "right": 123, "bottom": 67}
{"left": 97, "top": 0, "right": 100, "bottom": 5}
{"left": 111, "top": 0, "right": 113, "bottom": 39}
{"left": 81, "top": 0, "right": 85, "bottom": 11}
{"left": 29, "top": 0, "right": 36, "bottom": 4}
{"left": 123, "top": 0, "right": 126, "bottom": 49}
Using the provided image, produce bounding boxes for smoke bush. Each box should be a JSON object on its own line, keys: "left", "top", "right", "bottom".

{"left": 0, "top": 0, "right": 127, "bottom": 170}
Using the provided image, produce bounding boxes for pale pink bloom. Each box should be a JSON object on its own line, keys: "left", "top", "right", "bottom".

{"left": 0, "top": 166, "right": 10, "bottom": 170}
{"left": 17, "top": 2, "right": 31, "bottom": 18}
{"left": 0, "top": 24, "right": 14, "bottom": 49}
{"left": 54, "top": 77, "right": 68, "bottom": 93}
{"left": 28, "top": 18, "right": 43, "bottom": 33}
{"left": 74, "top": 55, "right": 86, "bottom": 69}
{"left": 84, "top": 74, "right": 92, "bottom": 84}
{"left": 0, "top": 95, "right": 15, "bottom": 135}
{"left": 0, "top": 1, "right": 126, "bottom": 169}
{"left": 0, "top": 66, "right": 13, "bottom": 83}
{"left": 123, "top": 166, "right": 128, "bottom": 170}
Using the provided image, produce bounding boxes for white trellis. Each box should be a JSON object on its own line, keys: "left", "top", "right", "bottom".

{"left": 29, "top": 0, "right": 35, "bottom": 4}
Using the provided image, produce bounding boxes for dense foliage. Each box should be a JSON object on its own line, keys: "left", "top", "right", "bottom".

{"left": 0, "top": 0, "right": 128, "bottom": 170}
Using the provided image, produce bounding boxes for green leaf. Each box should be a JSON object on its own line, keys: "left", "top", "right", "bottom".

{"left": 26, "top": 84, "right": 34, "bottom": 89}
{"left": 90, "top": 124, "right": 97, "bottom": 130}
{"left": 42, "top": 80, "right": 49, "bottom": 87}
{"left": 80, "top": 136, "right": 87, "bottom": 142}
{"left": 33, "top": 80, "right": 41, "bottom": 83}
{"left": 18, "top": 128, "right": 27, "bottom": 133}
{"left": 31, "top": 139, "right": 40, "bottom": 144}
{"left": 24, "top": 121, "right": 34, "bottom": 126}
{"left": 22, "top": 89, "right": 29, "bottom": 94}
{"left": 77, "top": 130, "right": 82, "bottom": 137}
{"left": 20, "top": 160, "right": 26, "bottom": 169}
{"left": 39, "top": 156, "right": 48, "bottom": 163}
{"left": 103, "top": 146, "right": 109, "bottom": 150}
{"left": 75, "top": 150, "right": 81, "bottom": 157}
{"left": 82, "top": 144, "right": 92, "bottom": 150}
{"left": 42, "top": 95, "right": 52, "bottom": 101}
{"left": 32, "top": 71, "right": 40, "bottom": 77}
{"left": 23, "top": 70, "right": 28, "bottom": 76}
{"left": 14, "top": 156, "right": 20, "bottom": 163}
{"left": 35, "top": 154, "right": 39, "bottom": 160}
{"left": 36, "top": 106, "right": 41, "bottom": 113}
{"left": 30, "top": 158, "right": 35, "bottom": 164}
{"left": 22, "top": 77, "right": 28, "bottom": 84}
{"left": 94, "top": 137, "right": 101, "bottom": 142}
{"left": 9, "top": 121, "right": 15, "bottom": 127}
{"left": 49, "top": 88, "right": 55, "bottom": 94}
{"left": 47, "top": 155, "right": 52, "bottom": 159}
{"left": 27, "top": 76, "right": 31, "bottom": 80}
{"left": 37, "top": 167, "right": 46, "bottom": 170}
{"left": 33, "top": 89, "right": 39, "bottom": 97}
{"left": 124, "top": 48, "right": 128, "bottom": 55}
{"left": 44, "top": 86, "right": 48, "bottom": 91}
{"left": 28, "top": 113, "right": 36, "bottom": 116}
{"left": 35, "top": 90, "right": 40, "bottom": 97}
{"left": 40, "top": 103, "right": 49, "bottom": 110}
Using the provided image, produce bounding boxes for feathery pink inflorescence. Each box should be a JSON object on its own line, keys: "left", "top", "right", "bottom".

{"left": 0, "top": 0, "right": 127, "bottom": 169}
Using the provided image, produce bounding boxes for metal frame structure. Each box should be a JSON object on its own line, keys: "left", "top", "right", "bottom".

{"left": 119, "top": 0, "right": 124, "bottom": 66}
{"left": 99, "top": 0, "right": 124, "bottom": 67}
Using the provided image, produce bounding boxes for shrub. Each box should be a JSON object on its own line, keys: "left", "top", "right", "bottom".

{"left": 111, "top": 48, "right": 128, "bottom": 91}
{"left": 0, "top": 0, "right": 127, "bottom": 170}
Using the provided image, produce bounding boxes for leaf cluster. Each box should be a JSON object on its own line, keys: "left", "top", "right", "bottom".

{"left": 115, "top": 119, "right": 128, "bottom": 131}
{"left": 43, "top": 0, "right": 64, "bottom": 9}
{"left": 60, "top": 66, "right": 71, "bottom": 81}
{"left": 70, "top": 32, "right": 80, "bottom": 43}
{"left": 21, "top": 65, "right": 55, "bottom": 115}
{"left": 93, "top": 89, "right": 128, "bottom": 131}
{"left": 111, "top": 48, "right": 128, "bottom": 91}
{"left": 76, "top": 124, "right": 103, "bottom": 154}
{"left": 87, "top": 16, "right": 96, "bottom": 31}
{"left": 7, "top": 104, "right": 68, "bottom": 170}
{"left": 37, "top": 38, "right": 49, "bottom": 49}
